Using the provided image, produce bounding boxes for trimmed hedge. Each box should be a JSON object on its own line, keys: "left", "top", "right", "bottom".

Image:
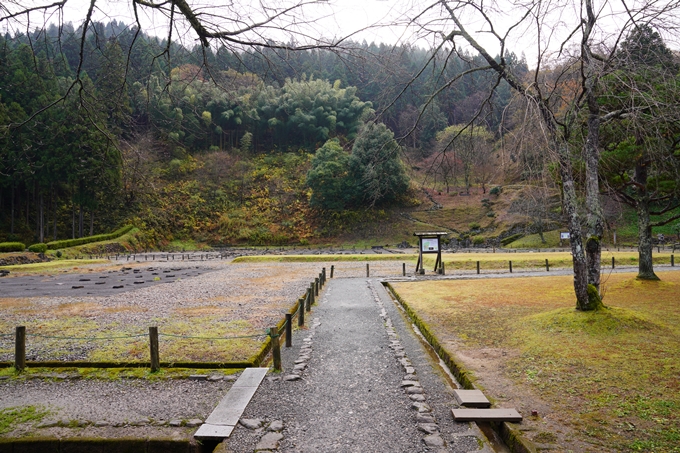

{"left": 28, "top": 243, "right": 48, "bottom": 253}
{"left": 501, "top": 233, "right": 524, "bottom": 246}
{"left": 0, "top": 242, "right": 26, "bottom": 252}
{"left": 46, "top": 225, "right": 134, "bottom": 250}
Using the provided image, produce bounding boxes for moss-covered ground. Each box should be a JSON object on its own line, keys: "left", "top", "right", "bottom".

{"left": 391, "top": 271, "right": 680, "bottom": 452}
{"left": 0, "top": 406, "right": 50, "bottom": 434}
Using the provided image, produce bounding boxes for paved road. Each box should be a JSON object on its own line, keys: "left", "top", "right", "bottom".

{"left": 223, "top": 278, "right": 491, "bottom": 453}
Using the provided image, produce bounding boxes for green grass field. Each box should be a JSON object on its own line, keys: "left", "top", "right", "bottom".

{"left": 391, "top": 271, "right": 680, "bottom": 452}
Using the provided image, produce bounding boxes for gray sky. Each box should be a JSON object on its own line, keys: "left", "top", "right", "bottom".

{"left": 4, "top": 0, "right": 678, "bottom": 65}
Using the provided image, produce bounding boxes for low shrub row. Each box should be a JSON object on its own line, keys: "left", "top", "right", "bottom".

{"left": 28, "top": 243, "right": 48, "bottom": 253}
{"left": 0, "top": 242, "right": 26, "bottom": 252}
{"left": 46, "top": 225, "right": 134, "bottom": 250}
{"left": 501, "top": 233, "right": 524, "bottom": 246}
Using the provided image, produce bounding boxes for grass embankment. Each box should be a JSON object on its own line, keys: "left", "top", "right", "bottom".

{"left": 420, "top": 250, "right": 675, "bottom": 271}
{"left": 0, "top": 260, "right": 109, "bottom": 274}
{"left": 391, "top": 272, "right": 680, "bottom": 452}
{"left": 233, "top": 254, "right": 418, "bottom": 263}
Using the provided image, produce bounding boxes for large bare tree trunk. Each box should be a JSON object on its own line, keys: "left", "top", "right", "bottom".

{"left": 556, "top": 141, "right": 592, "bottom": 310}
{"left": 634, "top": 159, "right": 659, "bottom": 280}
{"left": 583, "top": 0, "right": 604, "bottom": 299}
{"left": 585, "top": 99, "right": 604, "bottom": 293}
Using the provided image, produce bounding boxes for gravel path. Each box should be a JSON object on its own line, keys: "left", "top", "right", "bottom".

{"left": 221, "top": 277, "right": 490, "bottom": 453}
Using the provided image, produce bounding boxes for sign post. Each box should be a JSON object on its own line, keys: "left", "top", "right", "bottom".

{"left": 560, "top": 232, "right": 570, "bottom": 247}
{"left": 414, "top": 232, "right": 448, "bottom": 274}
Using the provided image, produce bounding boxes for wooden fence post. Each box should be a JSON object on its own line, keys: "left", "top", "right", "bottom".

{"left": 149, "top": 326, "right": 160, "bottom": 372}
{"left": 612, "top": 257, "right": 615, "bottom": 269}
{"left": 298, "top": 298, "right": 305, "bottom": 327}
{"left": 366, "top": 263, "right": 370, "bottom": 277}
{"left": 285, "top": 314, "right": 292, "bottom": 347}
{"left": 315, "top": 278, "right": 319, "bottom": 296}
{"left": 509, "top": 261, "right": 513, "bottom": 273}
{"left": 270, "top": 327, "right": 281, "bottom": 371}
{"left": 476, "top": 261, "right": 480, "bottom": 274}
{"left": 15, "top": 326, "right": 26, "bottom": 372}
{"left": 545, "top": 259, "right": 550, "bottom": 272}
{"left": 402, "top": 263, "right": 406, "bottom": 276}
{"left": 307, "top": 287, "right": 313, "bottom": 311}
{"left": 330, "top": 265, "right": 334, "bottom": 278}
{"left": 672, "top": 255, "right": 675, "bottom": 267}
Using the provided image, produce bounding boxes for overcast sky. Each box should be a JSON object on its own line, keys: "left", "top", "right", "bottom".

{"left": 4, "top": 0, "right": 678, "bottom": 65}
{"left": 53, "top": 0, "right": 417, "bottom": 44}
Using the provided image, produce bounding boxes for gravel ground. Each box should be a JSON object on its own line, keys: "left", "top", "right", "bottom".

{"left": 0, "top": 377, "right": 232, "bottom": 434}
{"left": 0, "top": 261, "right": 336, "bottom": 362}
{"left": 220, "top": 277, "right": 490, "bottom": 453}
{"left": 4, "top": 258, "right": 615, "bottom": 451}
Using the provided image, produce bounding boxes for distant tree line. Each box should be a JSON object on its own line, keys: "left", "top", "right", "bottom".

{"left": 1, "top": 19, "right": 519, "bottom": 244}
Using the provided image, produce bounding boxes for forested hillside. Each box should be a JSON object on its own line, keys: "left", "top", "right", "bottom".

{"left": 0, "top": 20, "right": 521, "bottom": 246}
{"left": 1, "top": 20, "right": 678, "bottom": 249}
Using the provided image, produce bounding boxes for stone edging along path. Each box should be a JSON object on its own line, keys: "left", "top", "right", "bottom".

{"left": 368, "top": 281, "right": 448, "bottom": 449}
{"left": 225, "top": 277, "right": 490, "bottom": 453}
{"left": 384, "top": 281, "right": 536, "bottom": 453}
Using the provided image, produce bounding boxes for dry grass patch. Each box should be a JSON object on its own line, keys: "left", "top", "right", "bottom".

{"left": 0, "top": 260, "right": 109, "bottom": 274}
{"left": 419, "top": 250, "right": 675, "bottom": 272}
{"left": 233, "top": 254, "right": 417, "bottom": 263}
{"left": 174, "top": 305, "right": 232, "bottom": 316}
{"left": 391, "top": 271, "right": 680, "bottom": 452}
{"left": 0, "top": 298, "right": 34, "bottom": 311}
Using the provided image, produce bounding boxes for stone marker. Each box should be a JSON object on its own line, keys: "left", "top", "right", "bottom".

{"left": 417, "top": 423, "right": 439, "bottom": 434}
{"left": 411, "top": 402, "right": 432, "bottom": 413}
{"left": 255, "top": 432, "right": 284, "bottom": 451}
{"left": 422, "top": 434, "right": 446, "bottom": 447}
{"left": 267, "top": 420, "right": 284, "bottom": 432}
{"left": 239, "top": 418, "right": 264, "bottom": 430}
{"left": 415, "top": 414, "right": 436, "bottom": 424}
{"left": 283, "top": 374, "right": 301, "bottom": 381}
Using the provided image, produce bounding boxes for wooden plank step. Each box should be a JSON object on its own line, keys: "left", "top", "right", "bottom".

{"left": 451, "top": 408, "right": 522, "bottom": 422}
{"left": 453, "top": 389, "right": 491, "bottom": 408}
{"left": 194, "top": 367, "right": 268, "bottom": 441}
{"left": 193, "top": 423, "right": 234, "bottom": 439}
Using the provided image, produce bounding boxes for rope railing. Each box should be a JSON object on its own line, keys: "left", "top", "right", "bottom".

{"left": 27, "top": 333, "right": 148, "bottom": 340}
{"left": 159, "top": 333, "right": 266, "bottom": 340}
